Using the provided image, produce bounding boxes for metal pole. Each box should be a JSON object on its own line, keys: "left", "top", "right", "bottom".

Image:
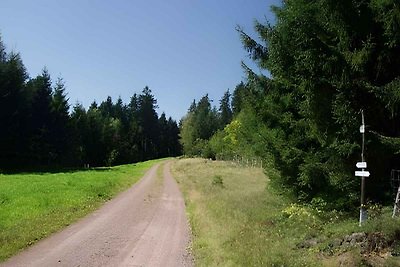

{"left": 359, "top": 109, "right": 367, "bottom": 226}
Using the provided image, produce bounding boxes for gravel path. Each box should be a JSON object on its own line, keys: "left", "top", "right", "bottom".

{"left": 1, "top": 162, "right": 193, "bottom": 267}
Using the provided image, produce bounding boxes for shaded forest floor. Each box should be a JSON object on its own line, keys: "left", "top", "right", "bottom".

{"left": 171, "top": 158, "right": 400, "bottom": 266}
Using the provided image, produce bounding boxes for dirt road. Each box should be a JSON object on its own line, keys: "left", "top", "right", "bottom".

{"left": 1, "top": 162, "right": 193, "bottom": 267}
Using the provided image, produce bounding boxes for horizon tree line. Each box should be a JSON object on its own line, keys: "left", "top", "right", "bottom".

{"left": 0, "top": 35, "right": 181, "bottom": 170}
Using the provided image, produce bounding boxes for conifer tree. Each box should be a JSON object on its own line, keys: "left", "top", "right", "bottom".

{"left": 0, "top": 48, "right": 29, "bottom": 167}
{"left": 219, "top": 89, "right": 233, "bottom": 127}
{"left": 137, "top": 86, "right": 159, "bottom": 160}
{"left": 235, "top": 0, "right": 400, "bottom": 206}
{"left": 28, "top": 69, "right": 54, "bottom": 165}
{"left": 51, "top": 78, "right": 71, "bottom": 164}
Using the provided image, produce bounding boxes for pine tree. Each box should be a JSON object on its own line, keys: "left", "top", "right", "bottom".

{"left": 188, "top": 100, "right": 197, "bottom": 112}
{"left": 236, "top": 0, "right": 400, "bottom": 206}
{"left": 231, "top": 82, "right": 248, "bottom": 115}
{"left": 127, "top": 93, "right": 140, "bottom": 162}
{"left": 27, "top": 68, "right": 55, "bottom": 166}
{"left": 180, "top": 94, "right": 219, "bottom": 156}
{"left": 99, "top": 96, "right": 113, "bottom": 118}
{"left": 51, "top": 78, "right": 71, "bottom": 165}
{"left": 219, "top": 89, "right": 233, "bottom": 127}
{"left": 0, "top": 35, "right": 6, "bottom": 63}
{"left": 84, "top": 104, "right": 106, "bottom": 166}
{"left": 137, "top": 86, "right": 159, "bottom": 160}
{"left": 194, "top": 94, "right": 218, "bottom": 140}
{"left": 0, "top": 49, "right": 29, "bottom": 167}
{"left": 70, "top": 103, "right": 87, "bottom": 165}
{"left": 158, "top": 112, "right": 169, "bottom": 157}
{"left": 167, "top": 117, "right": 181, "bottom": 156}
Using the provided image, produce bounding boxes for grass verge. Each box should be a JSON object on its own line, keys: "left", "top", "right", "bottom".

{"left": 171, "top": 158, "right": 400, "bottom": 266}
{"left": 0, "top": 158, "right": 164, "bottom": 262}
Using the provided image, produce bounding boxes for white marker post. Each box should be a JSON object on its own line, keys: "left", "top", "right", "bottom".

{"left": 359, "top": 110, "right": 368, "bottom": 226}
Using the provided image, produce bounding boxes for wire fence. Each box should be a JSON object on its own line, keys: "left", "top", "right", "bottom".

{"left": 391, "top": 170, "right": 400, "bottom": 217}
{"left": 215, "top": 155, "right": 264, "bottom": 169}
{"left": 390, "top": 169, "right": 400, "bottom": 195}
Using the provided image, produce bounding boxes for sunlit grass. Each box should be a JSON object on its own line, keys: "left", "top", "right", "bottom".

{"left": 0, "top": 158, "right": 164, "bottom": 262}
{"left": 171, "top": 158, "right": 400, "bottom": 266}
{"left": 171, "top": 158, "right": 315, "bottom": 266}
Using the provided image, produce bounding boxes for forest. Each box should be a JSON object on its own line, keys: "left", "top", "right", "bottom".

{"left": 180, "top": 0, "right": 400, "bottom": 210}
{"left": 0, "top": 40, "right": 180, "bottom": 170}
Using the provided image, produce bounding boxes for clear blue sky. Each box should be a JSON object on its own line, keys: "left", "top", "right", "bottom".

{"left": 1, "top": 0, "right": 280, "bottom": 120}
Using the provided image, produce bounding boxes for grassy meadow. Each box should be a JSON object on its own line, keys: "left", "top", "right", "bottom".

{"left": 171, "top": 158, "right": 400, "bottom": 266}
{"left": 0, "top": 159, "right": 163, "bottom": 262}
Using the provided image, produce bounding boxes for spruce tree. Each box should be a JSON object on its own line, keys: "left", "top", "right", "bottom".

{"left": 28, "top": 68, "right": 54, "bottom": 166}
{"left": 236, "top": 0, "right": 400, "bottom": 206}
{"left": 137, "top": 86, "right": 159, "bottom": 160}
{"left": 51, "top": 78, "right": 71, "bottom": 165}
{"left": 219, "top": 89, "right": 233, "bottom": 127}
{"left": 0, "top": 49, "right": 29, "bottom": 167}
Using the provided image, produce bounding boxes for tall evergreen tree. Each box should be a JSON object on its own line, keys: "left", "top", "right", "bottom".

{"left": 137, "top": 86, "right": 159, "bottom": 160}
{"left": 231, "top": 82, "right": 248, "bottom": 115}
{"left": 167, "top": 117, "right": 181, "bottom": 156}
{"left": 180, "top": 94, "right": 219, "bottom": 156}
{"left": 51, "top": 78, "right": 71, "bottom": 165}
{"left": 114, "top": 97, "right": 128, "bottom": 128}
{"left": 126, "top": 93, "right": 140, "bottom": 162}
{"left": 219, "top": 89, "right": 233, "bottom": 127}
{"left": 84, "top": 104, "right": 106, "bottom": 166}
{"left": 235, "top": 0, "right": 400, "bottom": 206}
{"left": 99, "top": 96, "right": 114, "bottom": 118}
{"left": 70, "top": 103, "right": 87, "bottom": 165}
{"left": 0, "top": 35, "right": 6, "bottom": 63}
{"left": 90, "top": 100, "right": 98, "bottom": 109}
{"left": 128, "top": 93, "right": 139, "bottom": 118}
{"left": 158, "top": 112, "right": 169, "bottom": 157}
{"left": 188, "top": 100, "right": 197, "bottom": 112}
{"left": 0, "top": 49, "right": 29, "bottom": 167}
{"left": 194, "top": 94, "right": 218, "bottom": 140}
{"left": 27, "top": 68, "right": 54, "bottom": 166}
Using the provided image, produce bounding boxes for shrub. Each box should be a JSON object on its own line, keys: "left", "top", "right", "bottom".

{"left": 212, "top": 175, "right": 224, "bottom": 187}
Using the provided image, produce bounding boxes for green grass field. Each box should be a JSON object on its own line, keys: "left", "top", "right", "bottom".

{"left": 171, "top": 158, "right": 400, "bottom": 266}
{"left": 0, "top": 159, "right": 163, "bottom": 262}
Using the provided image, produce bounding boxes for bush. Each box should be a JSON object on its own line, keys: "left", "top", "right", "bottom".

{"left": 212, "top": 175, "right": 224, "bottom": 187}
